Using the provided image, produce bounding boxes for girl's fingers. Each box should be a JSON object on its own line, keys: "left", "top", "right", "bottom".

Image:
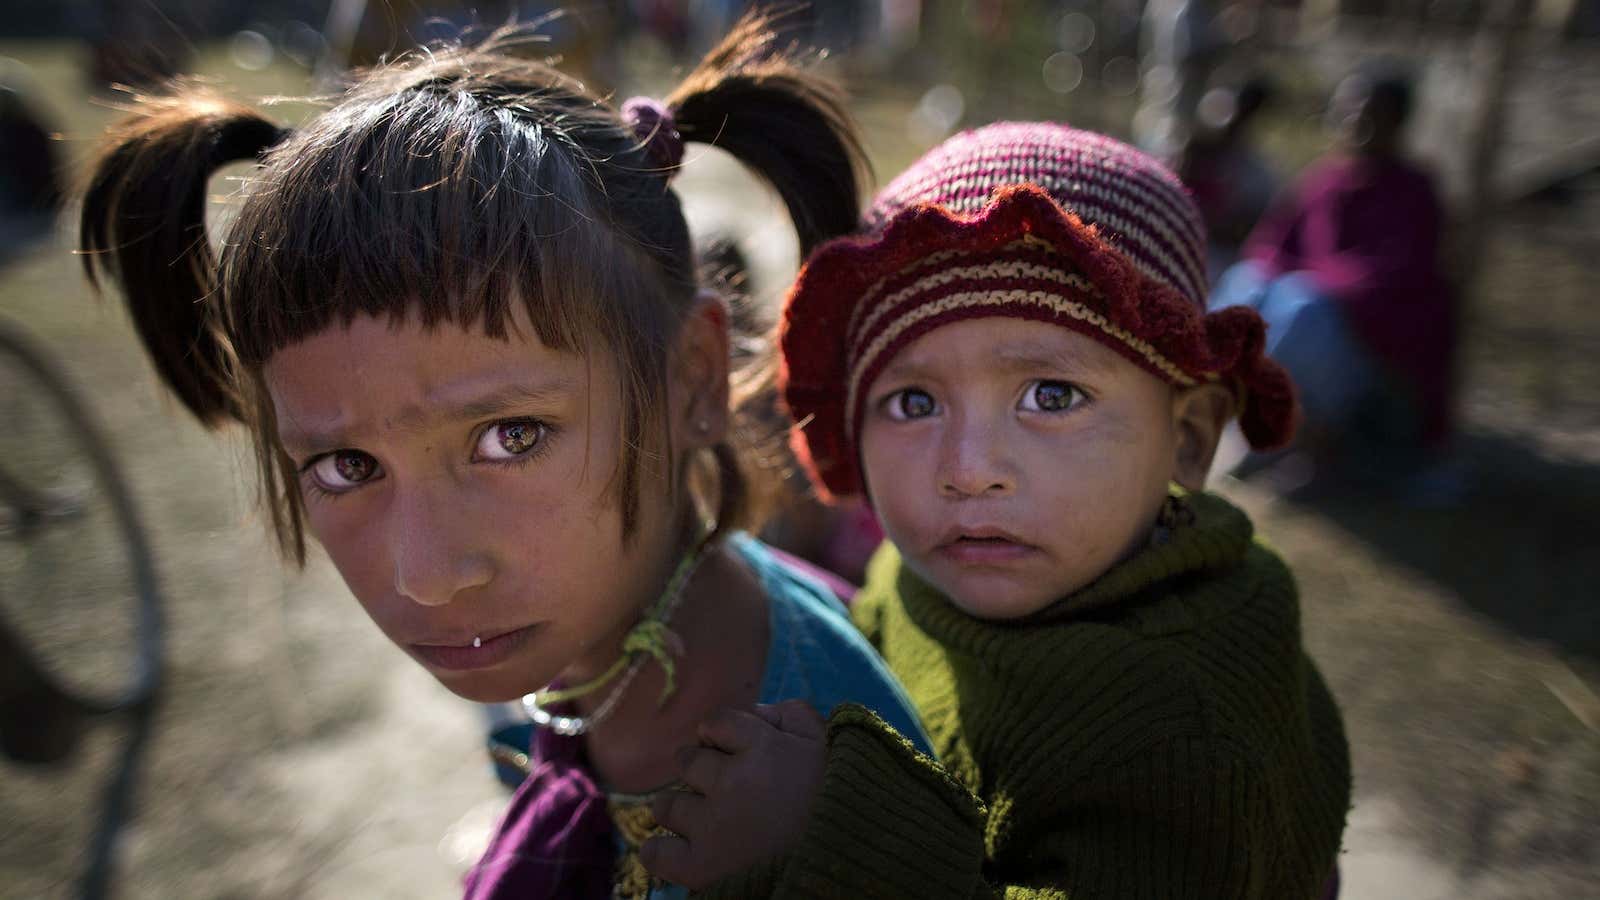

{"left": 749, "top": 703, "right": 784, "bottom": 727}
{"left": 639, "top": 833, "right": 701, "bottom": 888}
{"left": 765, "top": 699, "right": 826, "bottom": 739}
{"left": 650, "top": 787, "right": 710, "bottom": 838}
{"left": 674, "top": 744, "right": 728, "bottom": 793}
{"left": 696, "top": 707, "right": 770, "bottom": 753}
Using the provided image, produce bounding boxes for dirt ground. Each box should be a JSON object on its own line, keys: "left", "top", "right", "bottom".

{"left": 1, "top": 38, "right": 1597, "bottom": 900}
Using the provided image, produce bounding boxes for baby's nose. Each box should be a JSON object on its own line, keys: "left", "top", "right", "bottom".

{"left": 937, "top": 423, "right": 1017, "bottom": 499}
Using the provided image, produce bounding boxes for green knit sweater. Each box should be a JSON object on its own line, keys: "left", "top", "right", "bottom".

{"left": 705, "top": 491, "right": 1350, "bottom": 899}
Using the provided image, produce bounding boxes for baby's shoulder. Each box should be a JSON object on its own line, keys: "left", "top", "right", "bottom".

{"left": 1115, "top": 537, "right": 1300, "bottom": 640}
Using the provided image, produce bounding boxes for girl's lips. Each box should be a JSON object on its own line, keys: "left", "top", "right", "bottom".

{"left": 935, "top": 536, "right": 1038, "bottom": 566}
{"left": 410, "top": 624, "right": 540, "bottom": 671}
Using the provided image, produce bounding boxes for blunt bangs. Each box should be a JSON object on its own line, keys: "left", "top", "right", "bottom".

{"left": 214, "top": 51, "right": 701, "bottom": 543}
{"left": 220, "top": 54, "right": 695, "bottom": 371}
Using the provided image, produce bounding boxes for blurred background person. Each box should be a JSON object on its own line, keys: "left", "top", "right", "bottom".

{"left": 1136, "top": 0, "right": 1225, "bottom": 160}
{"left": 1178, "top": 75, "right": 1279, "bottom": 280}
{"left": 1210, "top": 68, "right": 1457, "bottom": 495}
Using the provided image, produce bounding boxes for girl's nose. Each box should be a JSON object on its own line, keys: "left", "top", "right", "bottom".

{"left": 937, "top": 417, "right": 1017, "bottom": 499}
{"left": 390, "top": 488, "right": 495, "bottom": 607}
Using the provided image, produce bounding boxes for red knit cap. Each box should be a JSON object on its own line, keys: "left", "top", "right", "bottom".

{"left": 779, "top": 121, "right": 1297, "bottom": 502}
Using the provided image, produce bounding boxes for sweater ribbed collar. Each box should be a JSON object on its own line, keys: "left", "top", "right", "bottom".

{"left": 886, "top": 491, "right": 1256, "bottom": 659}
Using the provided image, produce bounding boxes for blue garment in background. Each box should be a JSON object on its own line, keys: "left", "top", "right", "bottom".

{"left": 1210, "top": 261, "right": 1379, "bottom": 429}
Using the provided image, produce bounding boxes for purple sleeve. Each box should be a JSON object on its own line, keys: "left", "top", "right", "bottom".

{"left": 1308, "top": 169, "right": 1443, "bottom": 317}
{"left": 463, "top": 715, "right": 614, "bottom": 899}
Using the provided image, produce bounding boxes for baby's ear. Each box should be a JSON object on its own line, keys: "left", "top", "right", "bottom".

{"left": 1170, "top": 382, "right": 1237, "bottom": 490}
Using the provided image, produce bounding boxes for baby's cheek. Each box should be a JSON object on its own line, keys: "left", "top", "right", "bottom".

{"left": 859, "top": 436, "right": 926, "bottom": 525}
{"left": 862, "top": 479, "right": 925, "bottom": 551}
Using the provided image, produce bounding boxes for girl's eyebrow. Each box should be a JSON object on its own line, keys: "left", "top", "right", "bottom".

{"left": 429, "top": 376, "right": 579, "bottom": 422}
{"left": 280, "top": 376, "right": 578, "bottom": 454}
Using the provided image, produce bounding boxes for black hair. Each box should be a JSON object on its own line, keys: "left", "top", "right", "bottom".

{"left": 80, "top": 9, "right": 868, "bottom": 563}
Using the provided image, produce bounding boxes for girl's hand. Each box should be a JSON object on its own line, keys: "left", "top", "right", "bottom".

{"left": 640, "top": 700, "right": 826, "bottom": 889}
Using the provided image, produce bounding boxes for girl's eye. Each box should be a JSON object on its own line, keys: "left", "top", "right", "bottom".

{"left": 475, "top": 419, "right": 548, "bottom": 461}
{"left": 307, "top": 450, "right": 382, "bottom": 494}
{"left": 884, "top": 388, "right": 938, "bottom": 421}
{"left": 1019, "top": 380, "right": 1086, "bottom": 413}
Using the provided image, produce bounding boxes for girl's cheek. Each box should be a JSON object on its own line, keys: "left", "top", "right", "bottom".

{"left": 302, "top": 496, "right": 366, "bottom": 546}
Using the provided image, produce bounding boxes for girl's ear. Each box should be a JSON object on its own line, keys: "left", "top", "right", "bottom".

{"left": 1170, "top": 382, "right": 1237, "bottom": 490}
{"left": 671, "top": 289, "right": 733, "bottom": 450}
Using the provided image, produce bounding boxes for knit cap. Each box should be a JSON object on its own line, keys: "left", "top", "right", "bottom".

{"left": 778, "top": 121, "right": 1297, "bottom": 501}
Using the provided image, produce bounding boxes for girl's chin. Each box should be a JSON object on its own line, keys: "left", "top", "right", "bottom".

{"left": 441, "top": 680, "right": 527, "bottom": 704}
{"left": 423, "top": 663, "right": 549, "bottom": 705}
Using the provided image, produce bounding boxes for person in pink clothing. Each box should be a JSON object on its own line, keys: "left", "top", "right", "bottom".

{"left": 1212, "top": 70, "right": 1458, "bottom": 478}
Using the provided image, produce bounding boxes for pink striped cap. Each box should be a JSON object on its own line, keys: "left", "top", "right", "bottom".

{"left": 865, "top": 122, "right": 1209, "bottom": 308}
{"left": 779, "top": 122, "right": 1297, "bottom": 501}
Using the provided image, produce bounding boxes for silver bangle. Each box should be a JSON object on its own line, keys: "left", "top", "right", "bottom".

{"left": 522, "top": 693, "right": 592, "bottom": 736}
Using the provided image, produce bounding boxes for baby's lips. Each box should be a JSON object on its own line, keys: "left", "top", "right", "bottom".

{"left": 936, "top": 523, "right": 1030, "bottom": 547}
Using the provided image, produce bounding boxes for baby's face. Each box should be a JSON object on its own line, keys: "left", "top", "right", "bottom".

{"left": 858, "top": 318, "right": 1179, "bottom": 619}
{"left": 263, "top": 312, "right": 683, "bottom": 703}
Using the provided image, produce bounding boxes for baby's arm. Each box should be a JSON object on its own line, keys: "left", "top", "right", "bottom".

{"left": 641, "top": 702, "right": 829, "bottom": 890}
{"left": 739, "top": 703, "right": 990, "bottom": 898}
{"left": 644, "top": 702, "right": 986, "bottom": 896}
{"left": 679, "top": 705, "right": 1275, "bottom": 900}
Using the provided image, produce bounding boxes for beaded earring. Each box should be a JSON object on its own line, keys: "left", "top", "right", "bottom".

{"left": 1158, "top": 493, "right": 1196, "bottom": 531}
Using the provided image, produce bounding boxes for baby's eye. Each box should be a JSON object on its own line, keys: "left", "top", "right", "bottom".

{"left": 475, "top": 419, "right": 547, "bottom": 461}
{"left": 1019, "top": 380, "right": 1086, "bottom": 413}
{"left": 308, "top": 450, "right": 382, "bottom": 494}
{"left": 883, "top": 388, "right": 939, "bottom": 421}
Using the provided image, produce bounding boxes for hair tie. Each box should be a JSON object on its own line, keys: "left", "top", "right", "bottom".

{"left": 209, "top": 119, "right": 292, "bottom": 169}
{"left": 621, "top": 96, "right": 684, "bottom": 176}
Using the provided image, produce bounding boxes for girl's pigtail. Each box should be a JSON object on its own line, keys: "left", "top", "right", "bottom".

{"left": 661, "top": 10, "right": 866, "bottom": 536}
{"left": 79, "top": 93, "right": 286, "bottom": 426}
{"left": 666, "top": 9, "right": 869, "bottom": 256}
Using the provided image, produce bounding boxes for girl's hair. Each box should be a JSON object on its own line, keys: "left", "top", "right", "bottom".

{"left": 80, "top": 11, "right": 867, "bottom": 564}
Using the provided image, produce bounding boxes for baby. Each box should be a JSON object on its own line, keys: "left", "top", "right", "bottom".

{"left": 644, "top": 122, "right": 1351, "bottom": 899}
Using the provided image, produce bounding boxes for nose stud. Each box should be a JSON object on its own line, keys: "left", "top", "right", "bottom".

{"left": 473, "top": 636, "right": 482, "bottom": 648}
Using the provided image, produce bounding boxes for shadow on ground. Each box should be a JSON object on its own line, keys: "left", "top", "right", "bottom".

{"left": 1275, "top": 431, "right": 1600, "bottom": 665}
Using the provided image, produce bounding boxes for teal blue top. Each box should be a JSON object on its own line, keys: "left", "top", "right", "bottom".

{"left": 488, "top": 534, "right": 930, "bottom": 787}
{"left": 731, "top": 532, "right": 933, "bottom": 753}
{"left": 483, "top": 534, "right": 931, "bottom": 900}
{"left": 643, "top": 535, "right": 933, "bottom": 899}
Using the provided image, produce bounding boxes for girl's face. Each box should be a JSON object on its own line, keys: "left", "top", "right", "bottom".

{"left": 263, "top": 310, "right": 691, "bottom": 703}
{"left": 858, "top": 318, "right": 1181, "bottom": 620}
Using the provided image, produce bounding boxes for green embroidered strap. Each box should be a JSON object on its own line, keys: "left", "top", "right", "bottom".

{"left": 534, "top": 654, "right": 632, "bottom": 707}
{"left": 623, "top": 620, "right": 680, "bottom": 704}
{"left": 532, "top": 533, "right": 705, "bottom": 708}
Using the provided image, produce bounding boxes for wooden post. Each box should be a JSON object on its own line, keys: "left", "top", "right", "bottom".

{"left": 314, "top": 0, "right": 369, "bottom": 90}
{"left": 1455, "top": 0, "right": 1534, "bottom": 295}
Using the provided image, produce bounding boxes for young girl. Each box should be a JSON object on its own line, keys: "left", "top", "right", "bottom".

{"left": 642, "top": 122, "right": 1351, "bottom": 898}
{"left": 77, "top": 14, "right": 930, "bottom": 899}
